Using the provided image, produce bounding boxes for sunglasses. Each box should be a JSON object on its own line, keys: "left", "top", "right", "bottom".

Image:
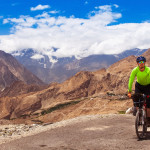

{"left": 138, "top": 61, "right": 145, "bottom": 64}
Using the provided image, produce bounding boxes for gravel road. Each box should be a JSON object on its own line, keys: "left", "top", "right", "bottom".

{"left": 1, "top": 114, "right": 150, "bottom": 150}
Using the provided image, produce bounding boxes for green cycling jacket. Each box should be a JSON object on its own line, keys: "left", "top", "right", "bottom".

{"left": 128, "top": 66, "right": 150, "bottom": 92}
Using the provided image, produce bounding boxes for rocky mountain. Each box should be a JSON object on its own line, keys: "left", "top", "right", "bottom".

{"left": 0, "top": 81, "right": 48, "bottom": 97}
{"left": 1, "top": 48, "right": 148, "bottom": 124}
{"left": 11, "top": 48, "right": 147, "bottom": 83}
{"left": 0, "top": 50, "right": 45, "bottom": 91}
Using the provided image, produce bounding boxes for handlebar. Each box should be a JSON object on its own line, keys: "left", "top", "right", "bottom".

{"left": 131, "top": 93, "right": 147, "bottom": 99}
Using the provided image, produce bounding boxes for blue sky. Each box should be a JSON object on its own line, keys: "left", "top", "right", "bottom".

{"left": 0, "top": 0, "right": 150, "bottom": 58}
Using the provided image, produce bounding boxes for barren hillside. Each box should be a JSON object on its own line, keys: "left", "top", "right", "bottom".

{"left": 0, "top": 50, "right": 45, "bottom": 91}
{"left": 0, "top": 49, "right": 150, "bottom": 124}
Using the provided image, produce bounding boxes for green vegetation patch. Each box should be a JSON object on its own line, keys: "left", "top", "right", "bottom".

{"left": 118, "top": 110, "right": 126, "bottom": 114}
{"left": 107, "top": 92, "right": 115, "bottom": 96}
{"left": 41, "top": 100, "right": 81, "bottom": 115}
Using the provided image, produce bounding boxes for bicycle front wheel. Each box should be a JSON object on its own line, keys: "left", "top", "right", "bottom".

{"left": 135, "top": 109, "right": 146, "bottom": 139}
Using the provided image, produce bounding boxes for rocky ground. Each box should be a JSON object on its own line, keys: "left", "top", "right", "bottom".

{"left": 0, "top": 123, "right": 43, "bottom": 144}
{"left": 0, "top": 114, "right": 125, "bottom": 145}
{"left": 1, "top": 114, "right": 150, "bottom": 150}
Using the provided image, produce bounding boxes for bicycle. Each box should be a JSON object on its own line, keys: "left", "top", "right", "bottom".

{"left": 132, "top": 93, "right": 150, "bottom": 139}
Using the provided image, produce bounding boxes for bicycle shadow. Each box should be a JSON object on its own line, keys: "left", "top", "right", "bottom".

{"left": 134, "top": 131, "right": 150, "bottom": 141}
{"left": 145, "top": 131, "right": 150, "bottom": 140}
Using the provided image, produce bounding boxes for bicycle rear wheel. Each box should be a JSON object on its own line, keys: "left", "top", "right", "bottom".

{"left": 135, "top": 110, "right": 146, "bottom": 139}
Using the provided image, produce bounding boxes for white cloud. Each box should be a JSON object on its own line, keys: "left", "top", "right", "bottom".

{"left": 1, "top": 5, "right": 150, "bottom": 59}
{"left": 114, "top": 4, "right": 119, "bottom": 8}
{"left": 30, "top": 4, "right": 50, "bottom": 11}
{"left": 95, "top": 5, "right": 112, "bottom": 11}
{"left": 49, "top": 10, "right": 59, "bottom": 14}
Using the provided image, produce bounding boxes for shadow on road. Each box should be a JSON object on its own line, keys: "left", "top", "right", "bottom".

{"left": 136, "top": 131, "right": 150, "bottom": 141}
{"left": 145, "top": 131, "right": 150, "bottom": 140}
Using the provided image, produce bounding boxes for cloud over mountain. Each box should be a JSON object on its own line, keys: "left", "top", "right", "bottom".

{"left": 0, "top": 4, "right": 150, "bottom": 59}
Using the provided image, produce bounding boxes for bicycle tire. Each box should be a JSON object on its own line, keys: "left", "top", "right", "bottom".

{"left": 135, "top": 110, "right": 146, "bottom": 139}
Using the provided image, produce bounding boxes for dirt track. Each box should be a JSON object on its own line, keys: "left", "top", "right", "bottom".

{"left": 1, "top": 114, "right": 150, "bottom": 150}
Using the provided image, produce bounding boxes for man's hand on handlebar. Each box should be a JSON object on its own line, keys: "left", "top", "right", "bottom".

{"left": 128, "top": 92, "right": 131, "bottom": 98}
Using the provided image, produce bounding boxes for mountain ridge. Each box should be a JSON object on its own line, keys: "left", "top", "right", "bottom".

{"left": 11, "top": 48, "right": 147, "bottom": 83}
{"left": 0, "top": 50, "right": 45, "bottom": 91}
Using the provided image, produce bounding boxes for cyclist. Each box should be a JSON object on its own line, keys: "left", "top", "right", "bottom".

{"left": 128, "top": 56, "right": 150, "bottom": 115}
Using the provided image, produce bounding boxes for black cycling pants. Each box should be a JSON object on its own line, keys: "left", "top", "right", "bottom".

{"left": 135, "top": 82, "right": 150, "bottom": 95}
{"left": 135, "top": 82, "right": 150, "bottom": 108}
